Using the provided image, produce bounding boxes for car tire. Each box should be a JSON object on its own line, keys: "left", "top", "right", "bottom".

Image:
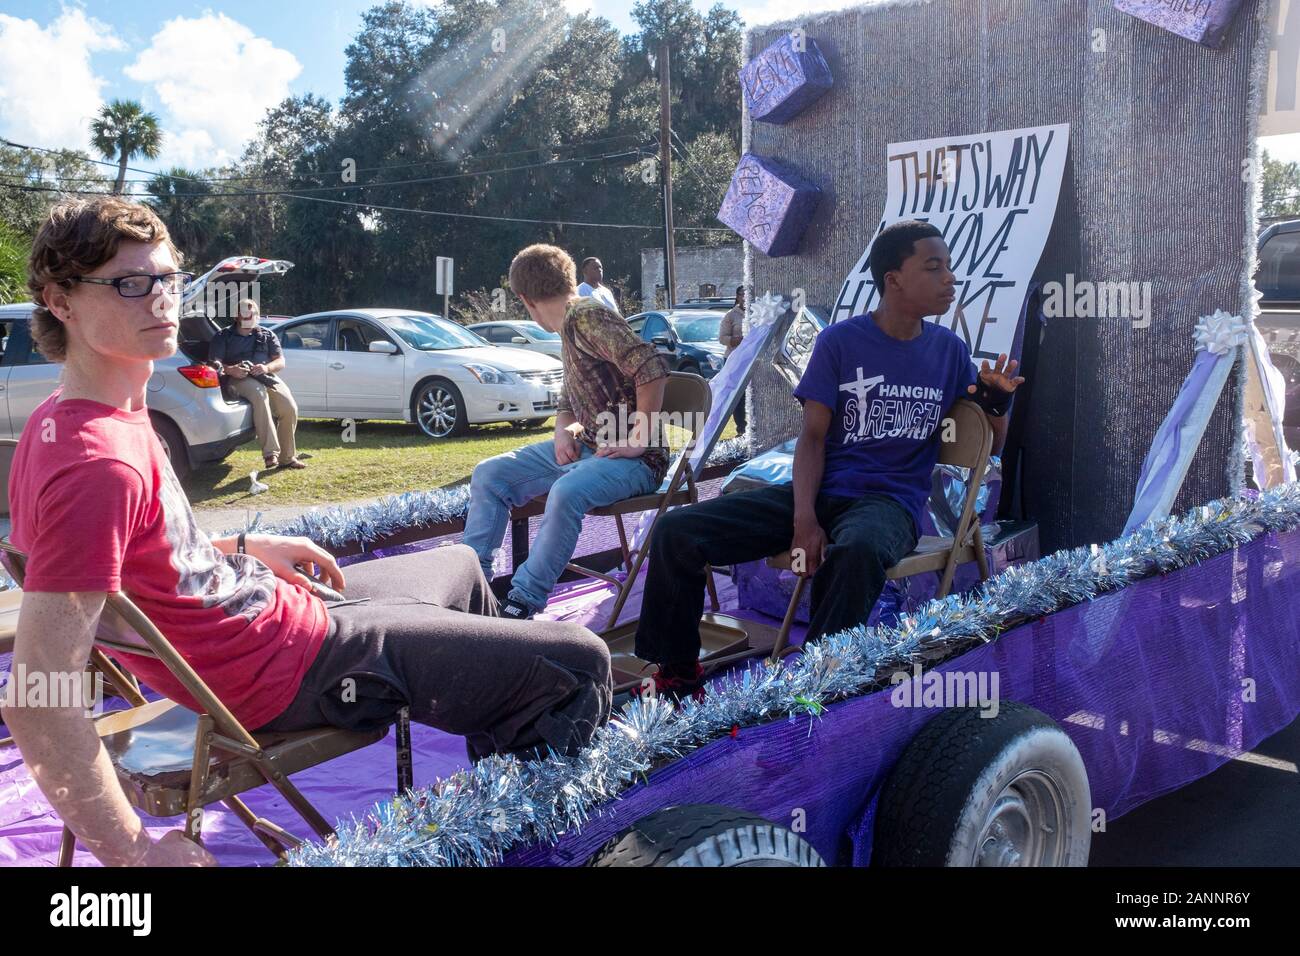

{"left": 412, "top": 378, "right": 469, "bottom": 439}
{"left": 1270, "top": 353, "right": 1299, "bottom": 386}
{"left": 150, "top": 414, "right": 191, "bottom": 481}
{"left": 511, "top": 418, "right": 548, "bottom": 429}
{"left": 588, "top": 804, "right": 825, "bottom": 867}
{"left": 872, "top": 702, "right": 1092, "bottom": 867}
{"left": 679, "top": 361, "right": 700, "bottom": 376}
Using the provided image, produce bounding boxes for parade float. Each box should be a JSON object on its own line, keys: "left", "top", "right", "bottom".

{"left": 2, "top": 0, "right": 1295, "bottom": 868}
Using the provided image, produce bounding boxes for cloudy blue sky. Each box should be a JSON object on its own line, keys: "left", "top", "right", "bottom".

{"left": 0, "top": 1, "right": 842, "bottom": 173}
{"left": 1, "top": 2, "right": 1292, "bottom": 176}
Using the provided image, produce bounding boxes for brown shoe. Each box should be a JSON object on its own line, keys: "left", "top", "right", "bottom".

{"left": 281, "top": 457, "right": 308, "bottom": 470}
{"left": 263, "top": 455, "right": 279, "bottom": 469}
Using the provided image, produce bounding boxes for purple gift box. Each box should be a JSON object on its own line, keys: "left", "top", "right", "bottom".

{"left": 739, "top": 32, "right": 834, "bottom": 125}
{"left": 717, "top": 153, "right": 822, "bottom": 258}
{"left": 1114, "top": 0, "right": 1246, "bottom": 49}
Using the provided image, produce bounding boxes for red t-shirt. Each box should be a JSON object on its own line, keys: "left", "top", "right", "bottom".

{"left": 7, "top": 390, "right": 327, "bottom": 730}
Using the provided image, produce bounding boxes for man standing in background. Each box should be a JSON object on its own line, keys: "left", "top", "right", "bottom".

{"left": 719, "top": 285, "right": 747, "bottom": 435}
{"left": 576, "top": 257, "right": 620, "bottom": 315}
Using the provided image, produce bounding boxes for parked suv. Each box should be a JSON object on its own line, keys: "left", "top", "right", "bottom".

{"left": 672, "top": 296, "right": 735, "bottom": 312}
{"left": 0, "top": 255, "right": 293, "bottom": 478}
{"left": 625, "top": 310, "right": 727, "bottom": 379}
{"left": 0, "top": 301, "right": 252, "bottom": 479}
{"left": 466, "top": 320, "right": 563, "bottom": 359}
{"left": 1254, "top": 221, "right": 1300, "bottom": 448}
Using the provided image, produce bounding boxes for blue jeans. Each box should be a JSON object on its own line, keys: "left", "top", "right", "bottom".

{"left": 463, "top": 439, "right": 659, "bottom": 610}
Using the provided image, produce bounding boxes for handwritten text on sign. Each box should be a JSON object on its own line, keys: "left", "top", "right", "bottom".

{"left": 832, "top": 124, "right": 1070, "bottom": 360}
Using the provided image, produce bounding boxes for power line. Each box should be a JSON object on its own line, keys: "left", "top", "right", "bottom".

{"left": 1, "top": 132, "right": 650, "bottom": 187}
{"left": 0, "top": 179, "right": 733, "bottom": 234}
{"left": 283, "top": 190, "right": 732, "bottom": 232}
{"left": 0, "top": 148, "right": 652, "bottom": 198}
{"left": 2, "top": 134, "right": 733, "bottom": 234}
{"left": 144, "top": 131, "right": 650, "bottom": 183}
{"left": 1, "top": 138, "right": 214, "bottom": 187}
{"left": 220, "top": 132, "right": 650, "bottom": 180}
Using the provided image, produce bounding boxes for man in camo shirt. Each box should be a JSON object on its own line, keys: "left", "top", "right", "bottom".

{"left": 463, "top": 244, "right": 670, "bottom": 619}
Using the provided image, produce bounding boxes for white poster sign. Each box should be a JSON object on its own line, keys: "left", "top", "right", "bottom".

{"left": 1261, "top": 0, "right": 1300, "bottom": 136}
{"left": 832, "top": 123, "right": 1070, "bottom": 361}
{"left": 436, "top": 256, "right": 454, "bottom": 295}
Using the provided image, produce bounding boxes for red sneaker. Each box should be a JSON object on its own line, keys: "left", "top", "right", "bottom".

{"left": 640, "top": 662, "right": 707, "bottom": 704}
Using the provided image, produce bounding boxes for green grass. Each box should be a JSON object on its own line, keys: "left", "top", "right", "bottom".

{"left": 182, "top": 418, "right": 555, "bottom": 508}
{"left": 183, "top": 416, "right": 739, "bottom": 509}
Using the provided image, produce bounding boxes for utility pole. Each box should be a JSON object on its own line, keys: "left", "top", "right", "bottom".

{"left": 658, "top": 41, "right": 676, "bottom": 309}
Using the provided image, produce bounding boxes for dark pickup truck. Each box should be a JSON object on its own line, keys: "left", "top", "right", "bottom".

{"left": 1256, "top": 220, "right": 1300, "bottom": 448}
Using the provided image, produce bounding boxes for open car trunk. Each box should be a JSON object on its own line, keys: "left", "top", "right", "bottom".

{"left": 178, "top": 256, "right": 294, "bottom": 363}
{"left": 178, "top": 256, "right": 294, "bottom": 404}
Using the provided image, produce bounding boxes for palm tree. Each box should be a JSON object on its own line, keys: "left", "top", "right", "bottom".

{"left": 145, "top": 168, "right": 215, "bottom": 257}
{"left": 90, "top": 100, "right": 163, "bottom": 194}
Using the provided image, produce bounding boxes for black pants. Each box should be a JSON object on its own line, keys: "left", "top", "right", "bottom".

{"left": 731, "top": 391, "right": 747, "bottom": 434}
{"left": 634, "top": 484, "right": 917, "bottom": 665}
{"left": 260, "top": 545, "right": 612, "bottom": 761}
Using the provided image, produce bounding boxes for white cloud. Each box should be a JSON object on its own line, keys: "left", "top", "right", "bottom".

{"left": 125, "top": 13, "right": 301, "bottom": 169}
{"left": 1261, "top": 134, "right": 1300, "bottom": 168}
{"left": 0, "top": 9, "right": 122, "bottom": 152}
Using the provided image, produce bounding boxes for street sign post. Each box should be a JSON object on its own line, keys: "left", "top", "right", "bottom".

{"left": 436, "top": 256, "right": 454, "bottom": 319}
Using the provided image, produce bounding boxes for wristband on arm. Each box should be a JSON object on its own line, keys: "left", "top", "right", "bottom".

{"left": 971, "top": 381, "right": 1012, "bottom": 418}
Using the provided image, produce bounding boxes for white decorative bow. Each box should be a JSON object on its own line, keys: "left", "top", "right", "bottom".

{"left": 748, "top": 291, "right": 789, "bottom": 327}
{"left": 1193, "top": 310, "right": 1247, "bottom": 356}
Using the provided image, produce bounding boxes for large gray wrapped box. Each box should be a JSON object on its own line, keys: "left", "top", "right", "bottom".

{"left": 743, "top": 0, "right": 1270, "bottom": 552}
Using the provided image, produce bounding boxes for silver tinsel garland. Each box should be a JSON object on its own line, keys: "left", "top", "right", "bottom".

{"left": 286, "top": 481, "right": 1300, "bottom": 867}
{"left": 229, "top": 484, "right": 475, "bottom": 551}
{"left": 225, "top": 436, "right": 754, "bottom": 550}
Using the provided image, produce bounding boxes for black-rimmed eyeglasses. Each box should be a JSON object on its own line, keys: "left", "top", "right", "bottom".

{"left": 71, "top": 272, "right": 195, "bottom": 298}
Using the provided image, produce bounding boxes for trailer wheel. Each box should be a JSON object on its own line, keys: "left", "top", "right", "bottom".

{"left": 873, "top": 702, "right": 1091, "bottom": 867}
{"left": 588, "top": 804, "right": 825, "bottom": 867}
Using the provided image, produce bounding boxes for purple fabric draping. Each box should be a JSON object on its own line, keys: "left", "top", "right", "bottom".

{"left": 734, "top": 518, "right": 1039, "bottom": 628}
{"left": 1125, "top": 349, "right": 1227, "bottom": 534}
{"left": 1245, "top": 324, "right": 1296, "bottom": 487}
{"left": 504, "top": 531, "right": 1300, "bottom": 867}
{"left": 4, "top": 531, "right": 1295, "bottom": 867}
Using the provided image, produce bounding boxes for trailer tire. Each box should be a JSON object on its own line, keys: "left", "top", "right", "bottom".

{"left": 873, "top": 702, "right": 1091, "bottom": 867}
{"left": 588, "top": 804, "right": 825, "bottom": 867}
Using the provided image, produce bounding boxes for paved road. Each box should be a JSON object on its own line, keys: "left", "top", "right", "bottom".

{"left": 1090, "top": 715, "right": 1300, "bottom": 865}
{"left": 193, "top": 494, "right": 389, "bottom": 537}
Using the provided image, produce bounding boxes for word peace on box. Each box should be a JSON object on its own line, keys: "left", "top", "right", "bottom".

{"left": 1113, "top": 0, "right": 1246, "bottom": 49}
{"left": 718, "top": 153, "right": 822, "bottom": 258}
{"left": 739, "top": 31, "right": 833, "bottom": 125}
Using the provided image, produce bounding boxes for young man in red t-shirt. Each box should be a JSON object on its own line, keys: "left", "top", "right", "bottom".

{"left": 3, "top": 198, "right": 612, "bottom": 866}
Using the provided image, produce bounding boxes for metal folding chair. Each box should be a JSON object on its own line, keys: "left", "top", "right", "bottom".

{"left": 765, "top": 400, "right": 995, "bottom": 661}
{"left": 541, "top": 372, "right": 720, "bottom": 631}
{"left": 0, "top": 541, "right": 412, "bottom": 864}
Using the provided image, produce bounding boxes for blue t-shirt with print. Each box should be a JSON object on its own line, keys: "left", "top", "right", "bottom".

{"left": 792, "top": 312, "right": 978, "bottom": 531}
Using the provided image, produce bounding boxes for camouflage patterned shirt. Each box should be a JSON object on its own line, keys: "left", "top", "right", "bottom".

{"left": 557, "top": 296, "right": 671, "bottom": 484}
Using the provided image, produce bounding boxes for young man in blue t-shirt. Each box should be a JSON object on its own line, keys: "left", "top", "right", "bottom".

{"left": 633, "top": 220, "right": 1026, "bottom": 699}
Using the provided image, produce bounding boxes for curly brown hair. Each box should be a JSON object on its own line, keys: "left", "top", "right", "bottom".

{"left": 508, "top": 244, "right": 576, "bottom": 302}
{"left": 26, "top": 196, "right": 181, "bottom": 362}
